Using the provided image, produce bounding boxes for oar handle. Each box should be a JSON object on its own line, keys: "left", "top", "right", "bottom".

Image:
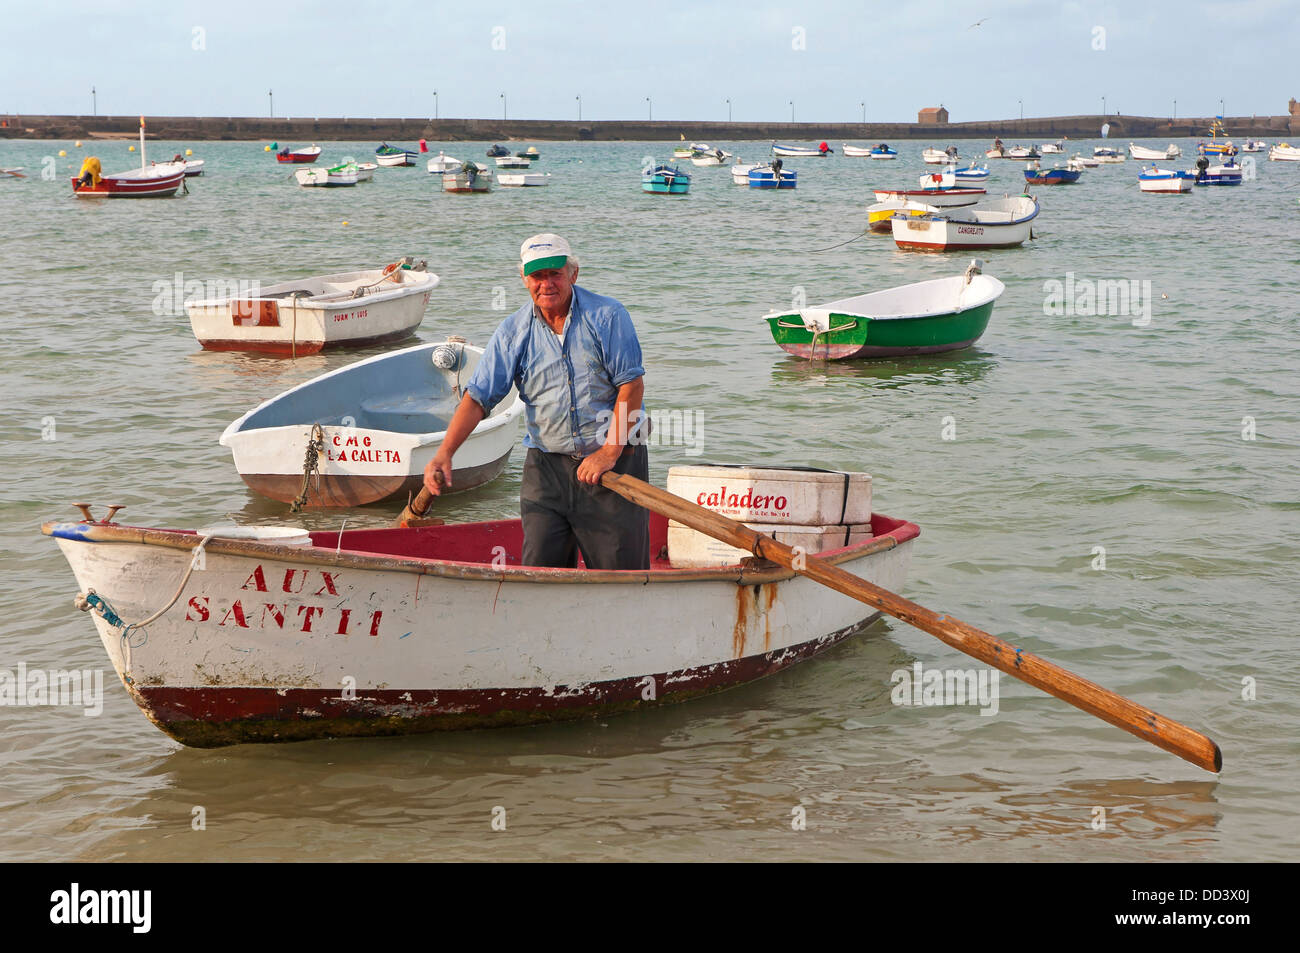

{"left": 599, "top": 471, "right": 1222, "bottom": 774}
{"left": 396, "top": 470, "right": 444, "bottom": 527}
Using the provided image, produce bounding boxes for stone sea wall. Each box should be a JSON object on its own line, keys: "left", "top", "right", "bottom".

{"left": 1, "top": 113, "right": 1295, "bottom": 142}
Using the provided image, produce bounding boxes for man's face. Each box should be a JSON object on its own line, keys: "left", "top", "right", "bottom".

{"left": 522, "top": 263, "right": 577, "bottom": 314}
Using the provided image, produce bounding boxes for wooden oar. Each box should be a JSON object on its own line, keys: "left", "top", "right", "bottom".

{"left": 599, "top": 471, "right": 1222, "bottom": 774}
{"left": 396, "top": 475, "right": 443, "bottom": 528}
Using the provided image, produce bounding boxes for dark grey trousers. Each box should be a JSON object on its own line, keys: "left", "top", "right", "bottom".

{"left": 520, "top": 445, "right": 650, "bottom": 570}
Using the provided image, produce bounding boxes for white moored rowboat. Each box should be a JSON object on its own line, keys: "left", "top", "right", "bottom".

{"left": 442, "top": 163, "right": 492, "bottom": 192}
{"left": 1138, "top": 166, "right": 1195, "bottom": 193}
{"left": 426, "top": 152, "right": 461, "bottom": 174}
{"left": 294, "top": 165, "right": 358, "bottom": 187}
{"left": 1129, "top": 142, "right": 1181, "bottom": 160}
{"left": 731, "top": 160, "right": 758, "bottom": 183}
{"left": 1268, "top": 143, "right": 1300, "bottom": 161}
{"left": 496, "top": 172, "right": 550, "bottom": 187}
{"left": 873, "top": 185, "right": 987, "bottom": 207}
{"left": 922, "top": 147, "right": 960, "bottom": 164}
{"left": 186, "top": 260, "right": 437, "bottom": 355}
{"left": 43, "top": 495, "right": 917, "bottom": 746}
{"left": 891, "top": 195, "right": 1039, "bottom": 251}
{"left": 220, "top": 338, "right": 523, "bottom": 506}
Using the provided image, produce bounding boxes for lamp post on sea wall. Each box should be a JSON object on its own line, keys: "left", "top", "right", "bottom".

{"left": 433, "top": 90, "right": 438, "bottom": 120}
{"left": 91, "top": 86, "right": 96, "bottom": 116}
{"left": 576, "top": 95, "right": 581, "bottom": 121}
{"left": 789, "top": 100, "right": 794, "bottom": 122}
{"left": 269, "top": 89, "right": 273, "bottom": 118}
{"left": 646, "top": 97, "right": 651, "bottom": 120}
{"left": 726, "top": 98, "right": 731, "bottom": 122}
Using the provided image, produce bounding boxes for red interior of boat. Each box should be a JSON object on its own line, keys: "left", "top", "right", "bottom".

{"left": 306, "top": 512, "right": 917, "bottom": 571}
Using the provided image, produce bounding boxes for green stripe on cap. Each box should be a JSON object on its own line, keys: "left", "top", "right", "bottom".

{"left": 523, "top": 254, "right": 568, "bottom": 276}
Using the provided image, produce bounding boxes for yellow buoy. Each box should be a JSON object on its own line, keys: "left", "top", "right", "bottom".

{"left": 185, "top": 149, "right": 193, "bottom": 156}
{"left": 129, "top": 145, "right": 135, "bottom": 152}
{"left": 264, "top": 145, "right": 272, "bottom": 152}
{"left": 74, "top": 141, "right": 82, "bottom": 148}
{"left": 58, "top": 149, "right": 67, "bottom": 157}
{"left": 342, "top": 221, "right": 349, "bottom": 226}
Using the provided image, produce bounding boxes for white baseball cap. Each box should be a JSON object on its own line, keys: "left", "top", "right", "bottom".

{"left": 520, "top": 233, "right": 571, "bottom": 276}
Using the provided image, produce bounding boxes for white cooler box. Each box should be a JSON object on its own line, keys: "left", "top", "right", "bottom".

{"left": 666, "top": 464, "right": 871, "bottom": 525}
{"left": 666, "top": 464, "right": 873, "bottom": 568}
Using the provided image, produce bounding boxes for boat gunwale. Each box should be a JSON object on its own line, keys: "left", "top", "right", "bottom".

{"left": 184, "top": 268, "right": 439, "bottom": 310}
{"left": 761, "top": 274, "right": 1006, "bottom": 324}
{"left": 217, "top": 341, "right": 524, "bottom": 446}
{"left": 41, "top": 516, "right": 918, "bottom": 585}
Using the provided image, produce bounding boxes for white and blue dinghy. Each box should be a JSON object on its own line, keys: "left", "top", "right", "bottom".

{"left": 221, "top": 338, "right": 524, "bottom": 507}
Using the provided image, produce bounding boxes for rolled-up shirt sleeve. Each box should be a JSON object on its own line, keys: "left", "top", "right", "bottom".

{"left": 603, "top": 305, "right": 645, "bottom": 387}
{"left": 464, "top": 323, "right": 521, "bottom": 414}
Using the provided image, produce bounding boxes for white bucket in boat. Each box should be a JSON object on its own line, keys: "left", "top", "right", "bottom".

{"left": 666, "top": 520, "right": 875, "bottom": 569}
{"left": 666, "top": 465, "right": 871, "bottom": 526}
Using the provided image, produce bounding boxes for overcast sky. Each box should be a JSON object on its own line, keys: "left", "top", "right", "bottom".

{"left": 3, "top": 0, "right": 1295, "bottom": 123}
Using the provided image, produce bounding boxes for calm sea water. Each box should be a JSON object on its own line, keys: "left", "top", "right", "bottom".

{"left": 1, "top": 137, "right": 1297, "bottom": 862}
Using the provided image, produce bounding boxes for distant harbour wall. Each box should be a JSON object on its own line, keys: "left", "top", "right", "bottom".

{"left": 1, "top": 113, "right": 1295, "bottom": 142}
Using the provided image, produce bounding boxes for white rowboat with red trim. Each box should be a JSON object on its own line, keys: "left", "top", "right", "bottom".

{"left": 873, "top": 185, "right": 986, "bottom": 207}
{"left": 42, "top": 506, "right": 917, "bottom": 747}
{"left": 185, "top": 261, "right": 437, "bottom": 355}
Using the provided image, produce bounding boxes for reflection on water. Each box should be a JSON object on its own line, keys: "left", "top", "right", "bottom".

{"left": 769, "top": 347, "right": 999, "bottom": 390}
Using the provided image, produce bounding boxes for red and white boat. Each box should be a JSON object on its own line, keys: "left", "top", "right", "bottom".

{"left": 71, "top": 117, "right": 186, "bottom": 198}
{"left": 276, "top": 144, "right": 322, "bottom": 164}
{"left": 873, "top": 185, "right": 986, "bottom": 207}
{"left": 43, "top": 503, "right": 917, "bottom": 746}
{"left": 185, "top": 260, "right": 437, "bottom": 355}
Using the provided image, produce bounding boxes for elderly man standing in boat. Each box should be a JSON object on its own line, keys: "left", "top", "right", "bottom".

{"left": 422, "top": 233, "right": 650, "bottom": 570}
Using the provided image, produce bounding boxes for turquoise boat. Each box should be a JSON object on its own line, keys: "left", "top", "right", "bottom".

{"left": 762, "top": 261, "right": 1005, "bottom": 360}
{"left": 642, "top": 164, "right": 690, "bottom": 195}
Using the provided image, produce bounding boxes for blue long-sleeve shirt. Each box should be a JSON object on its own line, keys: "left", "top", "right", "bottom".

{"left": 464, "top": 285, "right": 645, "bottom": 456}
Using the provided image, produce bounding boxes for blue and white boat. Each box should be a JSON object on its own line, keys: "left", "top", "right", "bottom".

{"left": 868, "top": 143, "right": 897, "bottom": 159}
{"left": 748, "top": 164, "right": 797, "bottom": 189}
{"left": 1138, "top": 166, "right": 1194, "bottom": 194}
{"left": 1194, "top": 158, "right": 1244, "bottom": 186}
{"left": 1024, "top": 161, "right": 1082, "bottom": 185}
{"left": 948, "top": 162, "right": 990, "bottom": 184}
{"left": 642, "top": 164, "right": 690, "bottom": 195}
{"left": 1092, "top": 147, "right": 1126, "bottom": 164}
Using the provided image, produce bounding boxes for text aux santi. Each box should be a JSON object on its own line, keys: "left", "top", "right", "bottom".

{"left": 326, "top": 433, "right": 403, "bottom": 464}
{"left": 185, "top": 564, "right": 385, "bottom": 637}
